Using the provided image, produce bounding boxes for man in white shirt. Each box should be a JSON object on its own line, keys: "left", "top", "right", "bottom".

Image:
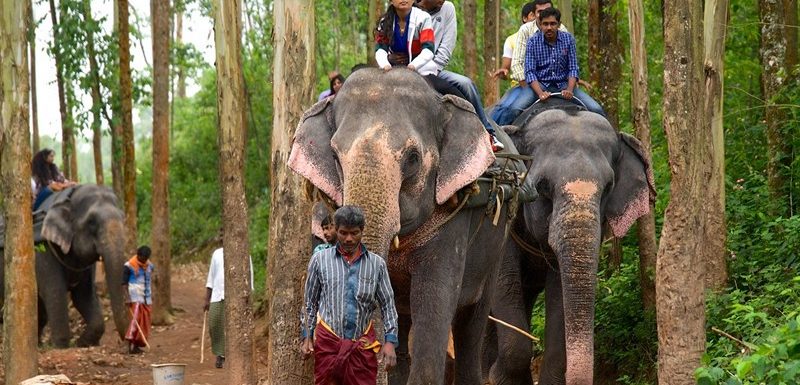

{"left": 203, "top": 247, "right": 254, "bottom": 368}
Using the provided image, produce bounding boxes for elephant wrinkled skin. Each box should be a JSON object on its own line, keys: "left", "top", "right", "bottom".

{"left": 0, "top": 184, "right": 129, "bottom": 348}
{"left": 487, "top": 101, "right": 655, "bottom": 385}
{"left": 288, "top": 68, "right": 512, "bottom": 385}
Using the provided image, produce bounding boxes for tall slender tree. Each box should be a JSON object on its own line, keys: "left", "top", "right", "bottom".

{"left": 214, "top": 0, "right": 256, "bottom": 382}
{"left": 49, "top": 0, "right": 77, "bottom": 180}
{"left": 83, "top": 0, "right": 104, "bottom": 185}
{"left": 703, "top": 0, "right": 730, "bottom": 290}
{"left": 118, "top": 0, "right": 137, "bottom": 252}
{"left": 627, "top": 0, "right": 657, "bottom": 311}
{"left": 111, "top": 0, "right": 124, "bottom": 200}
{"left": 367, "top": 0, "right": 383, "bottom": 66}
{"left": 0, "top": 0, "right": 38, "bottom": 381}
{"left": 588, "top": 0, "right": 622, "bottom": 128}
{"left": 175, "top": 2, "right": 186, "bottom": 99}
{"left": 785, "top": 0, "right": 798, "bottom": 74}
{"left": 268, "top": 1, "right": 316, "bottom": 384}
{"left": 483, "top": 0, "right": 500, "bottom": 105}
{"left": 657, "top": 0, "right": 708, "bottom": 383}
{"left": 27, "top": 0, "right": 39, "bottom": 153}
{"left": 151, "top": 0, "right": 173, "bottom": 326}
{"left": 556, "top": 0, "right": 574, "bottom": 34}
{"left": 463, "top": 0, "right": 478, "bottom": 80}
{"left": 760, "top": 0, "right": 790, "bottom": 216}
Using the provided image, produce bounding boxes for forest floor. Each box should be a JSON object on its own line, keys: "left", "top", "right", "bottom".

{"left": 0, "top": 261, "right": 270, "bottom": 385}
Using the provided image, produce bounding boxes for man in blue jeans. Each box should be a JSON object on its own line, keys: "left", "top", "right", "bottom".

{"left": 524, "top": 7, "right": 604, "bottom": 116}
{"left": 416, "top": 0, "right": 504, "bottom": 151}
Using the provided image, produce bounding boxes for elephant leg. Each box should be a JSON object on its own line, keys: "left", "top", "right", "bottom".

{"left": 490, "top": 250, "right": 537, "bottom": 385}
{"left": 71, "top": 267, "right": 105, "bottom": 347}
{"left": 453, "top": 296, "right": 493, "bottom": 385}
{"left": 38, "top": 297, "right": 48, "bottom": 345}
{"left": 36, "top": 252, "right": 71, "bottom": 348}
{"left": 388, "top": 314, "right": 412, "bottom": 385}
{"left": 539, "top": 269, "right": 567, "bottom": 385}
{"left": 407, "top": 268, "right": 459, "bottom": 385}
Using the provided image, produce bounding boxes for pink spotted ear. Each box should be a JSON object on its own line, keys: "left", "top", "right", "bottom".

{"left": 287, "top": 97, "right": 343, "bottom": 205}
{"left": 606, "top": 133, "right": 656, "bottom": 237}
{"left": 436, "top": 95, "right": 495, "bottom": 205}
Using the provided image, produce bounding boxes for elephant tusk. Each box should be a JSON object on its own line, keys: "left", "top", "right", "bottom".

{"left": 392, "top": 235, "right": 400, "bottom": 249}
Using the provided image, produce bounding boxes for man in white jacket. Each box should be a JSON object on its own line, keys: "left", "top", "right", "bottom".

{"left": 416, "top": 0, "right": 504, "bottom": 151}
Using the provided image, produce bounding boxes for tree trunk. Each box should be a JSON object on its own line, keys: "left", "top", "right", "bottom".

{"left": 111, "top": 0, "right": 124, "bottom": 201}
{"left": 760, "top": 0, "right": 789, "bottom": 217}
{"left": 151, "top": 0, "right": 173, "bottom": 326}
{"left": 785, "top": 0, "right": 798, "bottom": 73}
{"left": 214, "top": 1, "right": 256, "bottom": 383}
{"left": 49, "top": 0, "right": 76, "bottom": 181}
{"left": 0, "top": 0, "right": 39, "bottom": 380}
{"left": 27, "top": 0, "right": 38, "bottom": 153}
{"left": 657, "top": 0, "right": 707, "bottom": 383}
{"left": 483, "top": 0, "right": 500, "bottom": 105}
{"left": 367, "top": 0, "right": 382, "bottom": 66}
{"left": 627, "top": 0, "right": 657, "bottom": 311}
{"left": 588, "top": 0, "right": 622, "bottom": 128}
{"left": 268, "top": 1, "right": 316, "bottom": 384}
{"left": 462, "top": 0, "right": 478, "bottom": 81}
{"left": 83, "top": 0, "right": 104, "bottom": 185}
{"left": 703, "top": 0, "right": 729, "bottom": 291}
{"left": 176, "top": 6, "right": 185, "bottom": 99}
{"left": 118, "top": 0, "right": 138, "bottom": 253}
{"left": 556, "top": 0, "right": 575, "bottom": 34}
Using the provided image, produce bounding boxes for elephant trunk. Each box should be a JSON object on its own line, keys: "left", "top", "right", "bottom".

{"left": 549, "top": 180, "right": 602, "bottom": 385}
{"left": 341, "top": 144, "right": 402, "bottom": 257}
{"left": 100, "top": 219, "right": 129, "bottom": 339}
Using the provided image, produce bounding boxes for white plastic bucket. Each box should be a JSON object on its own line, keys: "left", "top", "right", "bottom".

{"left": 151, "top": 363, "right": 187, "bottom": 385}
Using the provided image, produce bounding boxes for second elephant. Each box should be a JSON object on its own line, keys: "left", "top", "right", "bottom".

{"left": 487, "top": 100, "right": 655, "bottom": 385}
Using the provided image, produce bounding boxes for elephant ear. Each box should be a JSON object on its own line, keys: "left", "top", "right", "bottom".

{"left": 287, "top": 97, "right": 343, "bottom": 205}
{"left": 606, "top": 132, "right": 657, "bottom": 237}
{"left": 436, "top": 95, "right": 496, "bottom": 205}
{"left": 41, "top": 189, "right": 76, "bottom": 254}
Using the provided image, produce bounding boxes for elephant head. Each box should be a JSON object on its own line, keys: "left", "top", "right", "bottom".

{"left": 41, "top": 184, "right": 129, "bottom": 340}
{"left": 288, "top": 68, "right": 494, "bottom": 256}
{"left": 506, "top": 106, "right": 654, "bottom": 384}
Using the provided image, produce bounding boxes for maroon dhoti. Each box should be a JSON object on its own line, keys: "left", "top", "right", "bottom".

{"left": 124, "top": 302, "right": 151, "bottom": 348}
{"left": 314, "top": 320, "right": 381, "bottom": 385}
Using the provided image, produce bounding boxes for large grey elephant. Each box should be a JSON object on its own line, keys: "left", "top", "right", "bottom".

{"left": 288, "top": 68, "right": 513, "bottom": 385}
{"left": 487, "top": 100, "right": 655, "bottom": 385}
{"left": 0, "top": 184, "right": 129, "bottom": 348}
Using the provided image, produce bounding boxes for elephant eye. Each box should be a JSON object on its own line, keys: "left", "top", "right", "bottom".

{"left": 403, "top": 150, "right": 421, "bottom": 176}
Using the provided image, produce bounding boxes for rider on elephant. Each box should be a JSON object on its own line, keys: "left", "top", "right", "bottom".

{"left": 31, "top": 148, "right": 77, "bottom": 210}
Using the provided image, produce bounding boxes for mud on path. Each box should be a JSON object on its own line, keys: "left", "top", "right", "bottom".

{"left": 0, "top": 262, "right": 268, "bottom": 385}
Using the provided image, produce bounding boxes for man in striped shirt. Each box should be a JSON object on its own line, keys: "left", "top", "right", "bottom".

{"left": 301, "top": 205, "right": 398, "bottom": 385}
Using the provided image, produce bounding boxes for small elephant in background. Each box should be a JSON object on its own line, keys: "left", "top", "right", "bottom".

{"left": 487, "top": 100, "right": 655, "bottom": 385}
{"left": 0, "top": 184, "right": 129, "bottom": 348}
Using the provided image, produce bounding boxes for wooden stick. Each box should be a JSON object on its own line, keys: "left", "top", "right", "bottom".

{"left": 128, "top": 306, "right": 151, "bottom": 350}
{"left": 711, "top": 326, "right": 751, "bottom": 353}
{"left": 200, "top": 310, "right": 208, "bottom": 363}
{"left": 488, "top": 315, "right": 540, "bottom": 342}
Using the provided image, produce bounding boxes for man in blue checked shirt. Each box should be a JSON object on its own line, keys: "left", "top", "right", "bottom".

{"left": 301, "top": 205, "right": 398, "bottom": 385}
{"left": 524, "top": 7, "right": 605, "bottom": 115}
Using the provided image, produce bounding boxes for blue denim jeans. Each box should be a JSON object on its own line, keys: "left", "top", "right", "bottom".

{"left": 571, "top": 87, "right": 606, "bottom": 116}
{"left": 490, "top": 85, "right": 537, "bottom": 125}
{"left": 438, "top": 70, "right": 494, "bottom": 134}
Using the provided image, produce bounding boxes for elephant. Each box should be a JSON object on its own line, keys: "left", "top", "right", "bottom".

{"left": 486, "top": 99, "right": 655, "bottom": 385}
{"left": 0, "top": 184, "right": 129, "bottom": 348}
{"left": 288, "top": 68, "right": 516, "bottom": 385}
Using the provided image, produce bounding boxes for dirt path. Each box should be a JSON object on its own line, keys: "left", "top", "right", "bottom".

{"left": 1, "top": 262, "right": 267, "bottom": 385}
